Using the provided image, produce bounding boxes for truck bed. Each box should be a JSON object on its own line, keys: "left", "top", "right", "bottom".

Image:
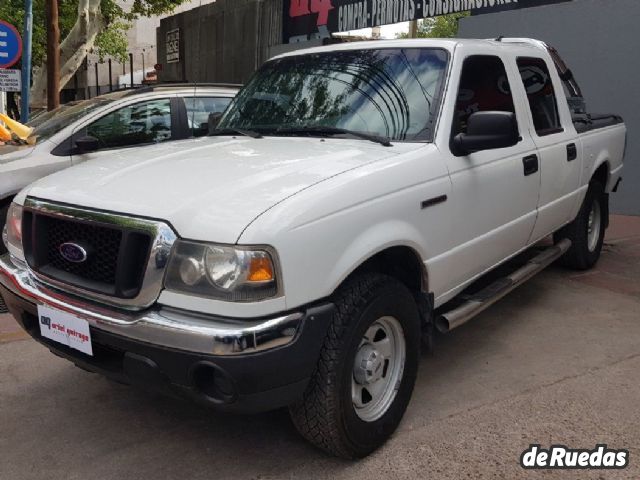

{"left": 573, "top": 113, "right": 624, "bottom": 134}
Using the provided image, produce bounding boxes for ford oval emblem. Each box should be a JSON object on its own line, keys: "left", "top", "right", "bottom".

{"left": 59, "top": 242, "right": 88, "bottom": 263}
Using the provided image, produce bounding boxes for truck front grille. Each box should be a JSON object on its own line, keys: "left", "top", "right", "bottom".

{"left": 46, "top": 216, "right": 123, "bottom": 285}
{"left": 23, "top": 211, "right": 152, "bottom": 299}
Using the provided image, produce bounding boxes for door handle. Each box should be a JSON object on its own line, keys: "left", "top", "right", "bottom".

{"left": 523, "top": 154, "right": 539, "bottom": 176}
{"left": 567, "top": 143, "right": 577, "bottom": 161}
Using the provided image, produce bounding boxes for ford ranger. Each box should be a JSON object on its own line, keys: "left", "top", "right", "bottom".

{"left": 0, "top": 39, "right": 626, "bottom": 458}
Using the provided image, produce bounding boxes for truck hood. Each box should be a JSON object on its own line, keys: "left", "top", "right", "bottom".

{"left": 22, "top": 136, "right": 409, "bottom": 243}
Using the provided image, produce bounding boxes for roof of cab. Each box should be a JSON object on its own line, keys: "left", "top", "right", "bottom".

{"left": 270, "top": 37, "right": 548, "bottom": 61}
{"left": 125, "top": 83, "right": 241, "bottom": 96}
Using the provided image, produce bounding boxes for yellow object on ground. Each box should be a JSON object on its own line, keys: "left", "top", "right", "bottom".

{"left": 0, "top": 124, "right": 11, "bottom": 142}
{"left": 0, "top": 113, "right": 33, "bottom": 141}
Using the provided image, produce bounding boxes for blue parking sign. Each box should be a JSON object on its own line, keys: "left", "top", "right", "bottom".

{"left": 0, "top": 20, "right": 23, "bottom": 69}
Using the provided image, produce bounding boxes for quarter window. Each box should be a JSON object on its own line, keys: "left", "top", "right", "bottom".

{"left": 184, "top": 97, "right": 233, "bottom": 137}
{"left": 452, "top": 55, "right": 516, "bottom": 137}
{"left": 86, "top": 99, "right": 172, "bottom": 149}
{"left": 517, "top": 57, "right": 562, "bottom": 136}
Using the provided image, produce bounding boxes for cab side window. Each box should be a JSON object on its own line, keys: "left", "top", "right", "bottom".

{"left": 184, "top": 97, "right": 233, "bottom": 137}
{"left": 86, "top": 99, "right": 172, "bottom": 149}
{"left": 452, "top": 55, "right": 516, "bottom": 138}
{"left": 516, "top": 57, "right": 562, "bottom": 136}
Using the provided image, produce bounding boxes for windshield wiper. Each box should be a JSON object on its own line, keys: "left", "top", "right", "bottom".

{"left": 210, "top": 127, "right": 263, "bottom": 139}
{"left": 274, "top": 126, "right": 393, "bottom": 147}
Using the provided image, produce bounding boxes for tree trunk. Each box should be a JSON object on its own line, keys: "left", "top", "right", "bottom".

{"left": 46, "top": 0, "right": 61, "bottom": 110}
{"left": 31, "top": 0, "right": 105, "bottom": 107}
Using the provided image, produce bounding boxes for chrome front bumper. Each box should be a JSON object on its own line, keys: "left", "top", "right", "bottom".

{"left": 0, "top": 254, "right": 302, "bottom": 356}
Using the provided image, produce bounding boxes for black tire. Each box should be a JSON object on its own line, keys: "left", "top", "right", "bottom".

{"left": 554, "top": 180, "right": 607, "bottom": 270}
{"left": 0, "top": 202, "right": 9, "bottom": 255}
{"left": 289, "top": 273, "right": 421, "bottom": 458}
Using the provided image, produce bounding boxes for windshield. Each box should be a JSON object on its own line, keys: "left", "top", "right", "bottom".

{"left": 28, "top": 91, "right": 129, "bottom": 141}
{"left": 218, "top": 48, "right": 449, "bottom": 142}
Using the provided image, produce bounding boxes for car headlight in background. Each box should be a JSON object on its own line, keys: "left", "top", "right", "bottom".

{"left": 164, "top": 240, "right": 280, "bottom": 301}
{"left": 3, "top": 203, "right": 24, "bottom": 259}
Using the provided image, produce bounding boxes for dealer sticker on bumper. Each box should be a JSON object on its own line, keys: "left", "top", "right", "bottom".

{"left": 37, "top": 305, "right": 93, "bottom": 356}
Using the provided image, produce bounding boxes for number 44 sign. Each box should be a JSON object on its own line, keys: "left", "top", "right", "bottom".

{"left": 289, "top": 0, "right": 334, "bottom": 26}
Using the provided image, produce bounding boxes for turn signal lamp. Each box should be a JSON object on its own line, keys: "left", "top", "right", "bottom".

{"left": 248, "top": 257, "right": 275, "bottom": 282}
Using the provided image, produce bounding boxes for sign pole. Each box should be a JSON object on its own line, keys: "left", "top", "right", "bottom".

{"left": 21, "top": 0, "right": 33, "bottom": 122}
{"left": 408, "top": 20, "right": 418, "bottom": 39}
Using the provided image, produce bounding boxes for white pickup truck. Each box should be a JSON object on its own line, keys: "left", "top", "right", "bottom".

{"left": 0, "top": 39, "right": 626, "bottom": 458}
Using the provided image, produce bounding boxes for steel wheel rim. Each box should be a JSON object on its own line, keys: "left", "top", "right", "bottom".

{"left": 351, "top": 316, "right": 406, "bottom": 422}
{"left": 587, "top": 199, "right": 602, "bottom": 252}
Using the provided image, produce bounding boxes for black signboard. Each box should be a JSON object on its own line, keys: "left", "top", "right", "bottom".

{"left": 473, "top": 0, "right": 572, "bottom": 15}
{"left": 283, "top": 0, "right": 573, "bottom": 43}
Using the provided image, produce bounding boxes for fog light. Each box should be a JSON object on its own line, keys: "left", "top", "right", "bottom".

{"left": 192, "top": 362, "right": 237, "bottom": 403}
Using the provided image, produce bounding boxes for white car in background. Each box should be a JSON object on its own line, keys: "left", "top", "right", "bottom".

{"left": 0, "top": 84, "right": 239, "bottom": 253}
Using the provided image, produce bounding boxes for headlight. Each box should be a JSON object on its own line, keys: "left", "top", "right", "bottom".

{"left": 3, "top": 202, "right": 24, "bottom": 259}
{"left": 164, "top": 240, "right": 280, "bottom": 301}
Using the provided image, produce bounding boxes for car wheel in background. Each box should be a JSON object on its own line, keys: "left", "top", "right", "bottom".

{"left": 0, "top": 202, "right": 9, "bottom": 256}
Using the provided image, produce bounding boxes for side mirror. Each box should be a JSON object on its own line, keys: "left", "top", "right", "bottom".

{"left": 75, "top": 135, "right": 100, "bottom": 153}
{"left": 452, "top": 111, "right": 519, "bottom": 156}
{"left": 208, "top": 112, "right": 223, "bottom": 135}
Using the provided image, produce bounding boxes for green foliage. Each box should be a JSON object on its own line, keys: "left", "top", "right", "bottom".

{"left": 397, "top": 12, "right": 470, "bottom": 39}
{"left": 0, "top": 0, "right": 189, "bottom": 67}
{"left": 95, "top": 21, "right": 131, "bottom": 63}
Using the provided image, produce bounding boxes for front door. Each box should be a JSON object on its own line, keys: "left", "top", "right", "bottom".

{"left": 430, "top": 53, "right": 541, "bottom": 302}
{"left": 70, "top": 98, "right": 175, "bottom": 164}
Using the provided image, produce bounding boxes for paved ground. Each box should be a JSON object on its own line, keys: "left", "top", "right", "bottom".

{"left": 1, "top": 216, "right": 639, "bottom": 479}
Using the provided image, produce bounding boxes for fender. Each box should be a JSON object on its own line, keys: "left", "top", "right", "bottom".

{"left": 326, "top": 220, "right": 430, "bottom": 296}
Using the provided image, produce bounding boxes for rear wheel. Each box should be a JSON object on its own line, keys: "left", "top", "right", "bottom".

{"left": 554, "top": 180, "right": 607, "bottom": 270}
{"left": 289, "top": 273, "right": 421, "bottom": 458}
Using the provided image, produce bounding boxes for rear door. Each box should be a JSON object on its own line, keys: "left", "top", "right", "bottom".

{"left": 514, "top": 56, "right": 582, "bottom": 241}
{"left": 431, "top": 52, "right": 541, "bottom": 300}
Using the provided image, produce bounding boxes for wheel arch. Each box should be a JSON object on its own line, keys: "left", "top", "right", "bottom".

{"left": 341, "top": 245, "right": 429, "bottom": 296}
{"left": 0, "top": 194, "right": 15, "bottom": 209}
{"left": 325, "top": 220, "right": 431, "bottom": 301}
{"left": 591, "top": 160, "right": 610, "bottom": 190}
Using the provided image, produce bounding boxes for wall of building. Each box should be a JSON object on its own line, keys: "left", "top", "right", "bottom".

{"left": 459, "top": 0, "right": 639, "bottom": 215}
{"left": 76, "top": 0, "right": 218, "bottom": 95}
{"left": 156, "top": 0, "right": 283, "bottom": 85}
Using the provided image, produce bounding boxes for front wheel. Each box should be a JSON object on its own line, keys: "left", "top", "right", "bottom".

{"left": 554, "top": 180, "right": 607, "bottom": 270}
{"left": 289, "top": 273, "right": 421, "bottom": 458}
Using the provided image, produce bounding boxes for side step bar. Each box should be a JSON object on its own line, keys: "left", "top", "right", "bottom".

{"left": 436, "top": 239, "right": 572, "bottom": 333}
